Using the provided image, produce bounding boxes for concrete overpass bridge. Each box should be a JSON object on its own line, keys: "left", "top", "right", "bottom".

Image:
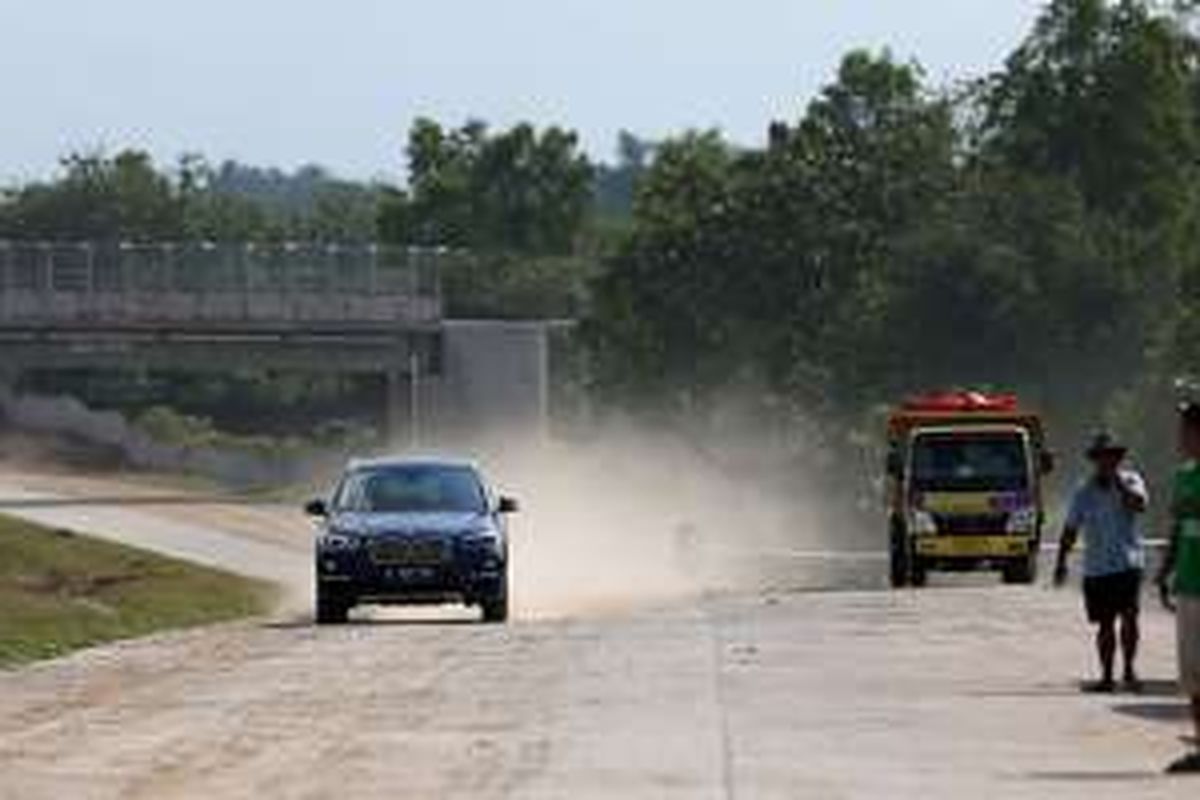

{"left": 0, "top": 242, "right": 552, "bottom": 441}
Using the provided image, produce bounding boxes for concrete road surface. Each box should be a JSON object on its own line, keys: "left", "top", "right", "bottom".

{"left": 0, "top": 470, "right": 311, "bottom": 591}
{"left": 0, "top": 469, "right": 1197, "bottom": 798}
{"left": 0, "top": 586, "right": 1195, "bottom": 799}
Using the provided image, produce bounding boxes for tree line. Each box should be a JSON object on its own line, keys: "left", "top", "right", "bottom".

{"left": 0, "top": 127, "right": 644, "bottom": 251}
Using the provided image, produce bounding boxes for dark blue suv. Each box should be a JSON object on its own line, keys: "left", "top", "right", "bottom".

{"left": 305, "top": 458, "right": 517, "bottom": 624}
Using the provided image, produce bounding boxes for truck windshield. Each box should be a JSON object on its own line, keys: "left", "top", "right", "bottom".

{"left": 910, "top": 432, "right": 1029, "bottom": 492}
{"left": 335, "top": 465, "right": 487, "bottom": 513}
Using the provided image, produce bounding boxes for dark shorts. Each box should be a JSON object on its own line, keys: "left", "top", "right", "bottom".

{"left": 1083, "top": 569, "right": 1142, "bottom": 624}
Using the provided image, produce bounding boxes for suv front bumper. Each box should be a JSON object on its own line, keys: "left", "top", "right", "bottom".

{"left": 316, "top": 550, "right": 505, "bottom": 605}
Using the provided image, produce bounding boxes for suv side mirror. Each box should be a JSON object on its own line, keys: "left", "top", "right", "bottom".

{"left": 304, "top": 499, "right": 328, "bottom": 518}
{"left": 497, "top": 496, "right": 519, "bottom": 514}
{"left": 1039, "top": 451, "right": 1056, "bottom": 475}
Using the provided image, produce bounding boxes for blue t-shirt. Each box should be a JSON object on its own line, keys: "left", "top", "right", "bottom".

{"left": 1064, "top": 470, "right": 1148, "bottom": 577}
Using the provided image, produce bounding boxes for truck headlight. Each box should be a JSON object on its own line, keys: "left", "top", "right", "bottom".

{"left": 1006, "top": 508, "right": 1038, "bottom": 533}
{"left": 910, "top": 510, "right": 939, "bottom": 535}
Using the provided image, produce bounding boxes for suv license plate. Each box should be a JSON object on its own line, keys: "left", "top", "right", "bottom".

{"left": 389, "top": 567, "right": 435, "bottom": 582}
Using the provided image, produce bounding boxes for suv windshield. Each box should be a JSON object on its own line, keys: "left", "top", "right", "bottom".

{"left": 910, "top": 432, "right": 1029, "bottom": 492}
{"left": 334, "top": 465, "right": 486, "bottom": 513}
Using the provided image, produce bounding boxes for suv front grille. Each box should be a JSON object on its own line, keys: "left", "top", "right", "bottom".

{"left": 368, "top": 538, "right": 447, "bottom": 566}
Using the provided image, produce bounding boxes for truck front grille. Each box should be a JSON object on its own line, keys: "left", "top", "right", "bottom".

{"left": 933, "top": 514, "right": 1008, "bottom": 535}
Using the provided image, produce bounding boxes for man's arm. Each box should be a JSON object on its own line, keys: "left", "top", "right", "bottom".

{"left": 1156, "top": 469, "right": 1181, "bottom": 610}
{"left": 1054, "top": 526, "right": 1078, "bottom": 586}
{"left": 1055, "top": 488, "right": 1085, "bottom": 586}
{"left": 1157, "top": 516, "right": 1180, "bottom": 610}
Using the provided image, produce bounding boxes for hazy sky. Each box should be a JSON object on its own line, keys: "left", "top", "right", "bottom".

{"left": 0, "top": 1, "right": 1043, "bottom": 182}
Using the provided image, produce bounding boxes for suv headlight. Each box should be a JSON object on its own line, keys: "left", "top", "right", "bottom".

{"left": 319, "top": 531, "right": 361, "bottom": 551}
{"left": 910, "top": 510, "right": 939, "bottom": 535}
{"left": 464, "top": 531, "right": 504, "bottom": 559}
{"left": 1006, "top": 508, "right": 1038, "bottom": 533}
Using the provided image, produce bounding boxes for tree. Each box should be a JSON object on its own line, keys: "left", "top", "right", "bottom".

{"left": 593, "top": 130, "right": 655, "bottom": 219}
{"left": 974, "top": 0, "right": 1200, "bottom": 453}
{"left": 983, "top": 0, "right": 1197, "bottom": 224}
{"left": 182, "top": 157, "right": 380, "bottom": 243}
{"left": 754, "top": 51, "right": 958, "bottom": 408}
{"left": 377, "top": 118, "right": 594, "bottom": 254}
{"left": 585, "top": 130, "right": 741, "bottom": 406}
{"left": 586, "top": 51, "right": 958, "bottom": 416}
{"left": 0, "top": 151, "right": 381, "bottom": 244}
{"left": 0, "top": 150, "right": 181, "bottom": 241}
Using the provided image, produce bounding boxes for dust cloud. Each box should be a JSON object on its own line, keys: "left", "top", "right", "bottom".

{"left": 0, "top": 397, "right": 879, "bottom": 622}
{"left": 461, "top": 420, "right": 856, "bottom": 619}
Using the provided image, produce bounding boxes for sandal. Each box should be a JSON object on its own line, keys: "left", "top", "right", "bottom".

{"left": 1166, "top": 751, "right": 1200, "bottom": 774}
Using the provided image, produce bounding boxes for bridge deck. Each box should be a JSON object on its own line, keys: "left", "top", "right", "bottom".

{"left": 0, "top": 242, "right": 442, "bottom": 330}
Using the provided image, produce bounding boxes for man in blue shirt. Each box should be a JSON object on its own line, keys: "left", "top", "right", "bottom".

{"left": 1054, "top": 433, "right": 1149, "bottom": 692}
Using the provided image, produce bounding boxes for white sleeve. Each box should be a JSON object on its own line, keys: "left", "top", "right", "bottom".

{"left": 1121, "top": 470, "right": 1148, "bottom": 504}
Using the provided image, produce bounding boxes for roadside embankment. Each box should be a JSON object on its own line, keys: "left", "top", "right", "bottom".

{"left": 0, "top": 513, "right": 276, "bottom": 667}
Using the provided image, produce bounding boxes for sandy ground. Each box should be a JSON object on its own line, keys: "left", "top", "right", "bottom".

{"left": 0, "top": 588, "right": 1194, "bottom": 799}
{"left": 0, "top": 468, "right": 1198, "bottom": 798}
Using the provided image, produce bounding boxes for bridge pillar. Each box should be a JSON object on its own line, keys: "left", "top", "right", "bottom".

{"left": 385, "top": 353, "right": 423, "bottom": 451}
{"left": 385, "top": 369, "right": 408, "bottom": 450}
{"left": 0, "top": 364, "right": 18, "bottom": 392}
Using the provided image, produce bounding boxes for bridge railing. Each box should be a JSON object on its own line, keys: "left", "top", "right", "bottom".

{"left": 0, "top": 242, "right": 444, "bottom": 328}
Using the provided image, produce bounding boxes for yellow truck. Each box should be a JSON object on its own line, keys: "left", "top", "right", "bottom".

{"left": 886, "top": 391, "right": 1054, "bottom": 587}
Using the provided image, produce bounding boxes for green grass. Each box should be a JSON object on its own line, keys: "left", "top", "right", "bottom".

{"left": 0, "top": 514, "right": 276, "bottom": 667}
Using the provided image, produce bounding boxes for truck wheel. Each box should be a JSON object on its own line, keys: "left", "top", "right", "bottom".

{"left": 1003, "top": 556, "right": 1037, "bottom": 585}
{"left": 889, "top": 520, "right": 909, "bottom": 588}
{"left": 316, "top": 586, "right": 350, "bottom": 625}
{"left": 481, "top": 590, "right": 509, "bottom": 624}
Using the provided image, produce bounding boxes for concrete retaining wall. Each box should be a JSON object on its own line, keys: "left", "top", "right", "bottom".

{"left": 426, "top": 320, "right": 550, "bottom": 441}
{"left": 0, "top": 386, "right": 315, "bottom": 486}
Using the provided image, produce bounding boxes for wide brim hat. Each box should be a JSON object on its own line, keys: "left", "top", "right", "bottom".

{"left": 1085, "top": 432, "right": 1127, "bottom": 459}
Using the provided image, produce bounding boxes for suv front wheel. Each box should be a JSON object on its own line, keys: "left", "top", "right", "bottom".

{"left": 481, "top": 586, "right": 509, "bottom": 624}
{"left": 316, "top": 584, "right": 351, "bottom": 624}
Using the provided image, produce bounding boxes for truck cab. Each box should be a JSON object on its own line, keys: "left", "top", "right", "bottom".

{"left": 886, "top": 392, "right": 1052, "bottom": 587}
